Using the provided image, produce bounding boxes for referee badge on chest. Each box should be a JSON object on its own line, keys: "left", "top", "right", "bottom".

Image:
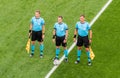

{"left": 36, "top": 19, "right": 40, "bottom": 25}
{"left": 61, "top": 27, "right": 64, "bottom": 31}
{"left": 38, "top": 22, "right": 40, "bottom": 25}
{"left": 83, "top": 27, "right": 86, "bottom": 30}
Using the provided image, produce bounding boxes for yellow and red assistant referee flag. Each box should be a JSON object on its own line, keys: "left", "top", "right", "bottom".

{"left": 89, "top": 46, "right": 95, "bottom": 60}
{"left": 26, "top": 38, "right": 31, "bottom": 54}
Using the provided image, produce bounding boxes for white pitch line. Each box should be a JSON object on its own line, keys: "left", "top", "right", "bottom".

{"left": 45, "top": 0, "right": 112, "bottom": 78}
{"left": 89, "top": 0, "right": 112, "bottom": 27}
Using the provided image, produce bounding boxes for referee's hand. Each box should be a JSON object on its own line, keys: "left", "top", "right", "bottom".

{"left": 63, "top": 39, "right": 67, "bottom": 43}
{"left": 73, "top": 38, "right": 76, "bottom": 42}
{"left": 42, "top": 34, "right": 45, "bottom": 40}
{"left": 89, "top": 39, "right": 92, "bottom": 44}
{"left": 52, "top": 39, "right": 55, "bottom": 43}
{"left": 28, "top": 33, "right": 31, "bottom": 38}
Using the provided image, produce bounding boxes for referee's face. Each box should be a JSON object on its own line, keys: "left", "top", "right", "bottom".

{"left": 80, "top": 16, "right": 85, "bottom": 23}
{"left": 35, "top": 12, "right": 40, "bottom": 18}
{"left": 58, "top": 17, "right": 62, "bottom": 23}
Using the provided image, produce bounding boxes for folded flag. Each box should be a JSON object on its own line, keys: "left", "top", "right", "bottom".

{"left": 26, "top": 38, "right": 31, "bottom": 54}
{"left": 89, "top": 46, "right": 95, "bottom": 60}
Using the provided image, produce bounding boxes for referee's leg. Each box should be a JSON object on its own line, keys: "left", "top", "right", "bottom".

{"left": 62, "top": 39, "right": 68, "bottom": 61}
{"left": 76, "top": 36, "right": 83, "bottom": 61}
{"left": 55, "top": 37, "right": 61, "bottom": 59}
{"left": 63, "top": 46, "right": 68, "bottom": 62}
{"left": 75, "top": 36, "right": 83, "bottom": 64}
{"left": 84, "top": 36, "right": 91, "bottom": 65}
{"left": 37, "top": 31, "right": 44, "bottom": 57}
{"left": 30, "top": 31, "right": 36, "bottom": 57}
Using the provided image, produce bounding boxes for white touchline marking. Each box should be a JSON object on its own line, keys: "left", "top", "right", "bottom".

{"left": 89, "top": 0, "right": 112, "bottom": 27}
{"left": 45, "top": 0, "right": 112, "bottom": 78}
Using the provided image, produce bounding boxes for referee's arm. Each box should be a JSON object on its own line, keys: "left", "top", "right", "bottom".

{"left": 29, "top": 23, "right": 32, "bottom": 31}
{"left": 73, "top": 29, "right": 78, "bottom": 42}
{"left": 53, "top": 29, "right": 56, "bottom": 36}
{"left": 74, "top": 29, "right": 78, "bottom": 36}
{"left": 65, "top": 30, "right": 68, "bottom": 40}
{"left": 29, "top": 23, "right": 32, "bottom": 38}
{"left": 89, "top": 29, "right": 92, "bottom": 40}
{"left": 42, "top": 25, "right": 45, "bottom": 34}
{"left": 52, "top": 29, "right": 56, "bottom": 43}
{"left": 89, "top": 29, "right": 92, "bottom": 43}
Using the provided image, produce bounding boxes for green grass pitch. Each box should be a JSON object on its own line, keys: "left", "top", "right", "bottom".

{"left": 0, "top": 0, "right": 119, "bottom": 78}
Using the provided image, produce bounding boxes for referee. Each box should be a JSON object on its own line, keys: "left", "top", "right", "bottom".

{"left": 52, "top": 16, "right": 68, "bottom": 62}
{"left": 29, "top": 10, "right": 45, "bottom": 58}
{"left": 73, "top": 15, "right": 92, "bottom": 65}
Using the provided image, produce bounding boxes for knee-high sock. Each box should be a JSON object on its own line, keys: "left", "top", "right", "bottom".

{"left": 31, "top": 45, "right": 35, "bottom": 54}
{"left": 40, "top": 44, "right": 44, "bottom": 55}
{"left": 64, "top": 49, "right": 68, "bottom": 58}
{"left": 86, "top": 51, "right": 91, "bottom": 62}
{"left": 56, "top": 48, "right": 60, "bottom": 58}
{"left": 77, "top": 50, "right": 81, "bottom": 61}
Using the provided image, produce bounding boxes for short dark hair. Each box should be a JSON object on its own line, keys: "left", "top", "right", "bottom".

{"left": 35, "top": 10, "right": 40, "bottom": 14}
{"left": 80, "top": 14, "right": 85, "bottom": 18}
{"left": 58, "top": 16, "right": 63, "bottom": 19}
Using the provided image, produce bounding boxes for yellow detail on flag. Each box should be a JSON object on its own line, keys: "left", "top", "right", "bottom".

{"left": 26, "top": 39, "right": 31, "bottom": 54}
{"left": 89, "top": 46, "right": 95, "bottom": 60}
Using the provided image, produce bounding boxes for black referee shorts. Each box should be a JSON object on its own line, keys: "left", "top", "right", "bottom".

{"left": 31, "top": 31, "right": 43, "bottom": 42}
{"left": 55, "top": 36, "right": 67, "bottom": 47}
{"left": 77, "top": 35, "right": 89, "bottom": 48}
